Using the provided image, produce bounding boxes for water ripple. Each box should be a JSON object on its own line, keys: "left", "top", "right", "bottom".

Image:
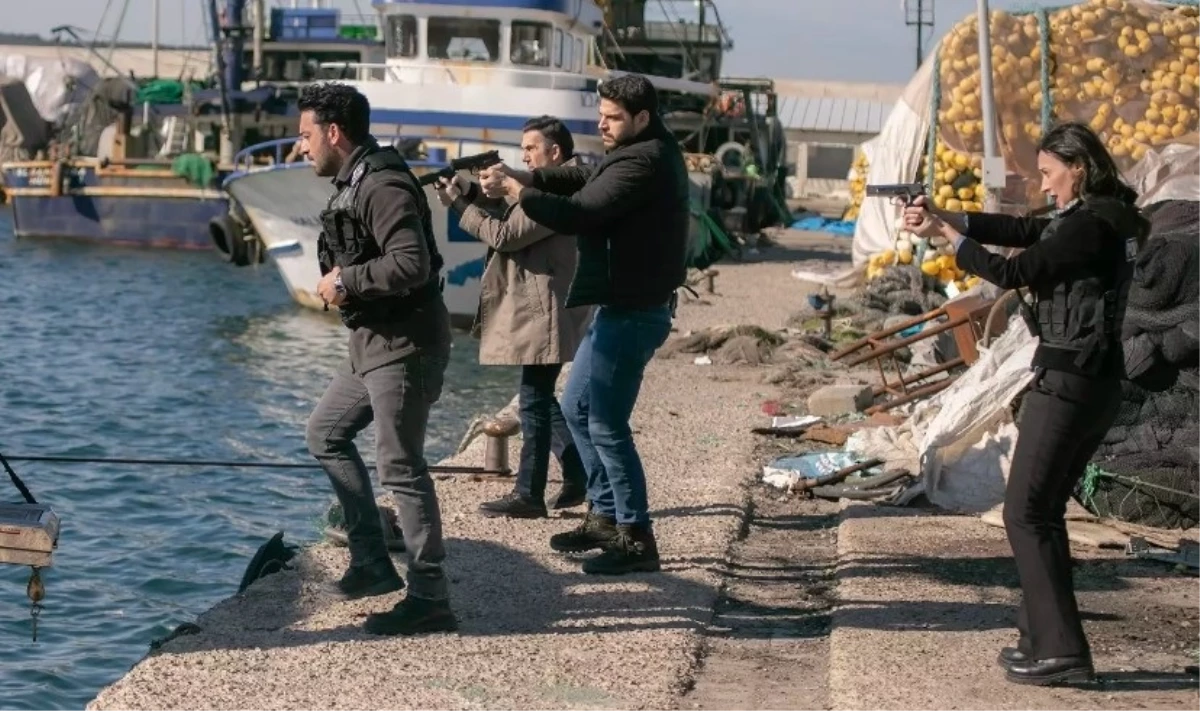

{"left": 0, "top": 210, "right": 517, "bottom": 709}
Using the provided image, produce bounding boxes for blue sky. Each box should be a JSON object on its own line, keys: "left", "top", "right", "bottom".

{"left": 9, "top": 0, "right": 1040, "bottom": 84}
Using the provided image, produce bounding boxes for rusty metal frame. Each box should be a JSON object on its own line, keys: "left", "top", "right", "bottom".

{"left": 830, "top": 299, "right": 993, "bottom": 414}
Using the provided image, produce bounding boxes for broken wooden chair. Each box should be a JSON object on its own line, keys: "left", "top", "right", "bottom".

{"left": 830, "top": 294, "right": 1007, "bottom": 413}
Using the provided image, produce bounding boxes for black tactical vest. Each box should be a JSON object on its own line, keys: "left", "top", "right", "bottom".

{"left": 317, "top": 145, "right": 444, "bottom": 329}
{"left": 1020, "top": 197, "right": 1143, "bottom": 375}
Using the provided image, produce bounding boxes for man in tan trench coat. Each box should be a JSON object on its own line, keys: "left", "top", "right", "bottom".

{"left": 435, "top": 116, "right": 593, "bottom": 518}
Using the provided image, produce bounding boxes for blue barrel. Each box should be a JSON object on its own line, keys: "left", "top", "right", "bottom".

{"left": 427, "top": 147, "right": 448, "bottom": 164}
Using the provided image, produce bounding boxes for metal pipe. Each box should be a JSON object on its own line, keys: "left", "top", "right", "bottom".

{"left": 976, "top": 0, "right": 1005, "bottom": 209}
{"left": 152, "top": 0, "right": 160, "bottom": 77}
{"left": 253, "top": 0, "right": 265, "bottom": 81}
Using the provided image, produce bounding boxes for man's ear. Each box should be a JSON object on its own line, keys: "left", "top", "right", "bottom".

{"left": 550, "top": 143, "right": 563, "bottom": 162}
{"left": 634, "top": 110, "right": 651, "bottom": 133}
{"left": 326, "top": 122, "right": 342, "bottom": 146}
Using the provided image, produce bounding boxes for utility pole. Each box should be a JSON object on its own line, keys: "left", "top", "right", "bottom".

{"left": 976, "top": 0, "right": 1006, "bottom": 210}
{"left": 904, "top": 0, "right": 935, "bottom": 70}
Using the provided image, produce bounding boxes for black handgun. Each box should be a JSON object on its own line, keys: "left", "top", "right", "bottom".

{"left": 418, "top": 150, "right": 502, "bottom": 186}
{"left": 866, "top": 182, "right": 926, "bottom": 206}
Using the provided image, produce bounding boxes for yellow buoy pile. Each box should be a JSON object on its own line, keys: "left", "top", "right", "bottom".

{"left": 843, "top": 149, "right": 870, "bottom": 221}
{"left": 861, "top": 0, "right": 1197, "bottom": 285}
{"left": 937, "top": 0, "right": 1198, "bottom": 204}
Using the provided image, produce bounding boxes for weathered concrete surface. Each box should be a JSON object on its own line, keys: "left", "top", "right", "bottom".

{"left": 829, "top": 502, "right": 1200, "bottom": 711}
{"left": 807, "top": 383, "right": 875, "bottom": 417}
{"left": 88, "top": 229, "right": 851, "bottom": 711}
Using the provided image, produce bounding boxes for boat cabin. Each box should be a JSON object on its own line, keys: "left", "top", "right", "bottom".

{"left": 372, "top": 0, "right": 605, "bottom": 78}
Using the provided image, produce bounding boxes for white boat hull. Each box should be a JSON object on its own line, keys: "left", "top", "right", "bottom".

{"left": 225, "top": 148, "right": 519, "bottom": 324}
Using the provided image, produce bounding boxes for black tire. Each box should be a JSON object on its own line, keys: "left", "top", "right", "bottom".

{"left": 209, "top": 214, "right": 251, "bottom": 267}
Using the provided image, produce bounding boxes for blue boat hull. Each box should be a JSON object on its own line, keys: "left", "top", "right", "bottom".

{"left": 9, "top": 194, "right": 228, "bottom": 250}
{"left": 2, "top": 162, "right": 229, "bottom": 250}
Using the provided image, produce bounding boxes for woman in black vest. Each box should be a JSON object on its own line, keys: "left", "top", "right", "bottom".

{"left": 901, "top": 121, "right": 1149, "bottom": 686}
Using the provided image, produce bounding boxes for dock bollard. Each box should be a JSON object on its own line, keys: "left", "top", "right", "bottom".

{"left": 703, "top": 268, "right": 719, "bottom": 294}
{"left": 481, "top": 416, "right": 520, "bottom": 475}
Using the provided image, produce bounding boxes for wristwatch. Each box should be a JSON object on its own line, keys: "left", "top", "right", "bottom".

{"left": 334, "top": 273, "right": 346, "bottom": 297}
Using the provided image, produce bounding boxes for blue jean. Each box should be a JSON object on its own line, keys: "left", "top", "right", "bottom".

{"left": 516, "top": 364, "right": 586, "bottom": 501}
{"left": 561, "top": 304, "right": 673, "bottom": 525}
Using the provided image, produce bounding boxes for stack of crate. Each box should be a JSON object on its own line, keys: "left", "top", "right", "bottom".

{"left": 270, "top": 7, "right": 340, "bottom": 41}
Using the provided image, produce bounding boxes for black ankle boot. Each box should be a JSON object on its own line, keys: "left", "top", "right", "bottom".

{"left": 549, "top": 507, "right": 618, "bottom": 553}
{"left": 478, "top": 492, "right": 548, "bottom": 519}
{"left": 581, "top": 523, "right": 661, "bottom": 575}
{"left": 333, "top": 559, "right": 403, "bottom": 600}
{"left": 363, "top": 595, "right": 458, "bottom": 636}
{"left": 549, "top": 483, "right": 587, "bottom": 510}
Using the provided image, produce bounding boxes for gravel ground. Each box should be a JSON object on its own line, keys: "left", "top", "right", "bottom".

{"left": 88, "top": 230, "right": 851, "bottom": 711}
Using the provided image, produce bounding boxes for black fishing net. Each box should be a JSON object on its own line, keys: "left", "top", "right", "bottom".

{"left": 1079, "top": 451, "right": 1199, "bottom": 530}
{"left": 857, "top": 264, "right": 947, "bottom": 323}
{"left": 1078, "top": 201, "right": 1200, "bottom": 529}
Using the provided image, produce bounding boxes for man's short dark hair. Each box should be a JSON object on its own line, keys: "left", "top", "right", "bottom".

{"left": 298, "top": 82, "right": 371, "bottom": 144}
{"left": 521, "top": 115, "right": 574, "bottom": 158}
{"left": 597, "top": 74, "right": 658, "bottom": 120}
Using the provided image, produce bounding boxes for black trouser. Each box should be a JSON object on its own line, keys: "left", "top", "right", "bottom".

{"left": 1004, "top": 367, "right": 1122, "bottom": 659}
{"left": 515, "top": 364, "right": 586, "bottom": 501}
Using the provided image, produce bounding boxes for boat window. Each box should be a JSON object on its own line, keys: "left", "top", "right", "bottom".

{"left": 563, "top": 34, "right": 573, "bottom": 71}
{"left": 511, "top": 21, "right": 551, "bottom": 67}
{"left": 385, "top": 15, "right": 418, "bottom": 58}
{"left": 428, "top": 17, "right": 500, "bottom": 62}
{"left": 252, "top": 49, "right": 366, "bottom": 82}
{"left": 574, "top": 37, "right": 583, "bottom": 71}
{"left": 554, "top": 28, "right": 563, "bottom": 67}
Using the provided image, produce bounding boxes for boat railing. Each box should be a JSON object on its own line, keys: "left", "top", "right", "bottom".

{"left": 226, "top": 133, "right": 602, "bottom": 188}
{"left": 226, "top": 135, "right": 531, "bottom": 187}
{"left": 316, "top": 62, "right": 596, "bottom": 91}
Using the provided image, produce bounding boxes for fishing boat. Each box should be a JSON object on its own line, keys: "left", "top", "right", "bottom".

{"left": 0, "top": 1, "right": 382, "bottom": 262}
{"left": 223, "top": 0, "right": 734, "bottom": 325}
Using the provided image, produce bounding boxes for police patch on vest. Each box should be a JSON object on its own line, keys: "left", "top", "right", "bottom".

{"left": 350, "top": 161, "right": 368, "bottom": 187}
{"left": 1125, "top": 238, "right": 1139, "bottom": 261}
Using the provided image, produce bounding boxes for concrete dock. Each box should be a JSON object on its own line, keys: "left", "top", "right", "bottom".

{"left": 89, "top": 230, "right": 1199, "bottom": 710}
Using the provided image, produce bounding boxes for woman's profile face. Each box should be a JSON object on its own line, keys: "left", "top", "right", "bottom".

{"left": 1038, "top": 150, "right": 1083, "bottom": 208}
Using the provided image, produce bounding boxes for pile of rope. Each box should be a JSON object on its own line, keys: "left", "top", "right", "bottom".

{"left": 1081, "top": 200, "right": 1200, "bottom": 529}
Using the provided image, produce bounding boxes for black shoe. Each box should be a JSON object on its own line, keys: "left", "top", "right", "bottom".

{"left": 363, "top": 595, "right": 458, "bottom": 636}
{"left": 549, "top": 507, "right": 618, "bottom": 553}
{"left": 549, "top": 484, "right": 587, "bottom": 510}
{"left": 478, "top": 492, "right": 548, "bottom": 519}
{"left": 581, "top": 523, "right": 661, "bottom": 575}
{"left": 996, "top": 646, "right": 1029, "bottom": 669}
{"left": 333, "top": 559, "right": 403, "bottom": 600}
{"left": 1005, "top": 656, "right": 1095, "bottom": 686}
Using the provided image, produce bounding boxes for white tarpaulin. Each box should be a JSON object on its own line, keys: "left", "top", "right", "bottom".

{"left": 0, "top": 55, "right": 101, "bottom": 123}
{"left": 845, "top": 317, "right": 1038, "bottom": 513}
{"left": 792, "top": 58, "right": 934, "bottom": 289}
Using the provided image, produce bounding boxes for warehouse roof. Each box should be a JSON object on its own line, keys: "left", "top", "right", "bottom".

{"left": 770, "top": 79, "right": 903, "bottom": 135}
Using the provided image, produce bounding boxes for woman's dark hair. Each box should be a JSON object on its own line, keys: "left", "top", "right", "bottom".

{"left": 1037, "top": 121, "right": 1138, "bottom": 205}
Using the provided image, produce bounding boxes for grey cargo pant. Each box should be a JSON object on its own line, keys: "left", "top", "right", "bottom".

{"left": 306, "top": 349, "right": 451, "bottom": 600}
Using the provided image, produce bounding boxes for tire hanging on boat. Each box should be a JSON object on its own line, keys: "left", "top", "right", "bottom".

{"left": 209, "top": 213, "right": 251, "bottom": 267}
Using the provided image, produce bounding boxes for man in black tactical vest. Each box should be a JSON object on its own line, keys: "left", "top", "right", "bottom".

{"left": 298, "top": 82, "right": 456, "bottom": 636}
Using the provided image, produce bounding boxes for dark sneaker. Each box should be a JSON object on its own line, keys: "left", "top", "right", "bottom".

{"left": 549, "top": 484, "right": 587, "bottom": 510}
{"left": 549, "top": 508, "right": 618, "bottom": 553}
{"left": 333, "top": 559, "right": 404, "bottom": 600}
{"left": 479, "top": 492, "right": 548, "bottom": 519}
{"left": 364, "top": 595, "right": 458, "bottom": 636}
{"left": 582, "top": 523, "right": 661, "bottom": 575}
